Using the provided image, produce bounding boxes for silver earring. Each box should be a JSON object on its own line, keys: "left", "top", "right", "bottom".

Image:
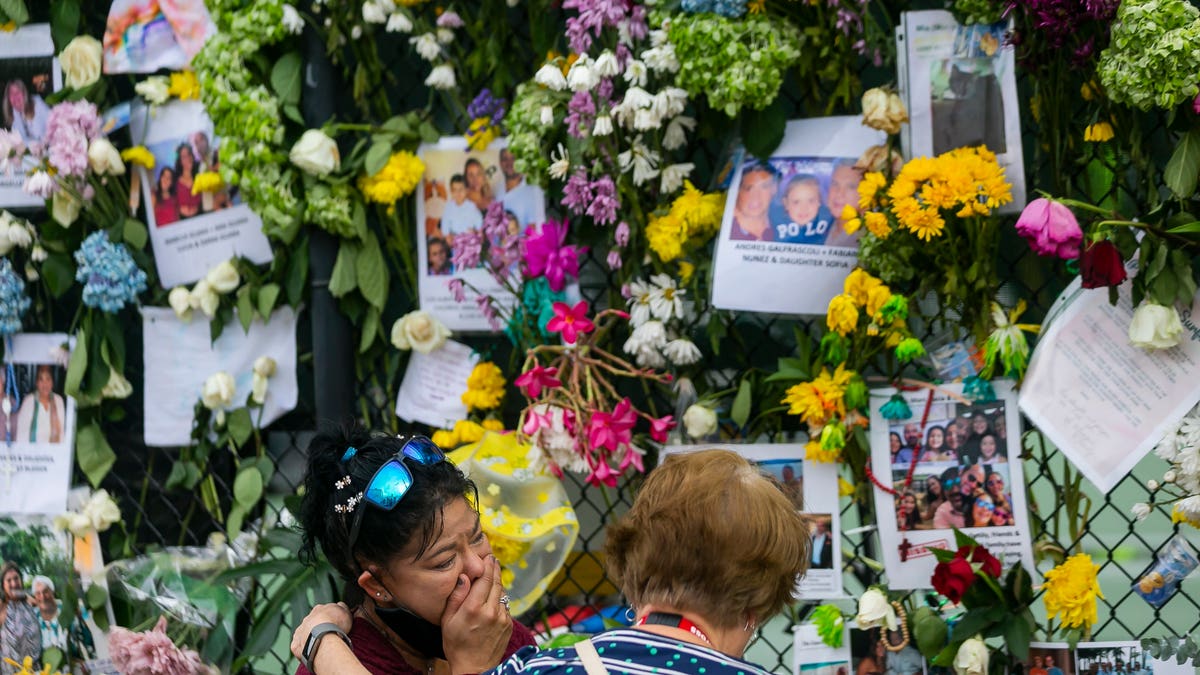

{"left": 625, "top": 607, "right": 636, "bottom": 622}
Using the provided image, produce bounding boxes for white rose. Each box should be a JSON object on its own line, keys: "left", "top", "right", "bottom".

{"left": 251, "top": 373, "right": 269, "bottom": 405}
{"left": 386, "top": 12, "right": 413, "bottom": 32}
{"left": 101, "top": 369, "right": 133, "bottom": 399}
{"left": 1165, "top": 470, "right": 1178, "bottom": 483}
{"left": 168, "top": 286, "right": 193, "bottom": 321}
{"left": 60, "top": 36, "right": 103, "bottom": 90}
{"left": 390, "top": 310, "right": 450, "bottom": 353}
{"left": 205, "top": 259, "right": 241, "bottom": 294}
{"left": 135, "top": 76, "right": 171, "bottom": 105}
{"left": 682, "top": 404, "right": 717, "bottom": 439}
{"left": 87, "top": 138, "right": 126, "bottom": 176}
{"left": 189, "top": 280, "right": 220, "bottom": 319}
{"left": 6, "top": 222, "right": 31, "bottom": 249}
{"left": 952, "top": 637, "right": 989, "bottom": 675}
{"left": 289, "top": 129, "right": 341, "bottom": 177}
{"left": 201, "top": 371, "right": 236, "bottom": 411}
{"left": 855, "top": 588, "right": 898, "bottom": 631}
{"left": 1129, "top": 302, "right": 1184, "bottom": 350}
{"left": 253, "top": 356, "right": 277, "bottom": 378}
{"left": 80, "top": 489, "right": 121, "bottom": 532}
{"left": 51, "top": 190, "right": 81, "bottom": 227}
{"left": 861, "top": 87, "right": 908, "bottom": 135}
{"left": 53, "top": 512, "right": 92, "bottom": 539}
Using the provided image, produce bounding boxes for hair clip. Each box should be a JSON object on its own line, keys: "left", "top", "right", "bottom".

{"left": 342, "top": 446, "right": 358, "bottom": 462}
{"left": 334, "top": 476, "right": 352, "bottom": 491}
{"left": 334, "top": 491, "right": 363, "bottom": 514}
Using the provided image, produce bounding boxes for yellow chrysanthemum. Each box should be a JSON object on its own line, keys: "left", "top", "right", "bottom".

{"left": 465, "top": 117, "right": 500, "bottom": 151}
{"left": 121, "top": 146, "right": 155, "bottom": 169}
{"left": 481, "top": 418, "right": 505, "bottom": 432}
{"left": 359, "top": 151, "right": 425, "bottom": 205}
{"left": 453, "top": 419, "right": 487, "bottom": 444}
{"left": 903, "top": 206, "right": 945, "bottom": 241}
{"left": 858, "top": 171, "right": 887, "bottom": 209}
{"left": 863, "top": 211, "right": 890, "bottom": 238}
{"left": 1042, "top": 553, "right": 1103, "bottom": 629}
{"left": 826, "top": 293, "right": 859, "bottom": 336}
{"left": 191, "top": 171, "right": 224, "bottom": 195}
{"left": 865, "top": 286, "right": 893, "bottom": 320}
{"left": 431, "top": 429, "right": 458, "bottom": 448}
{"left": 843, "top": 268, "right": 882, "bottom": 306}
{"left": 1084, "top": 121, "right": 1114, "bottom": 143}
{"left": 462, "top": 362, "right": 506, "bottom": 411}
{"left": 805, "top": 439, "right": 841, "bottom": 463}
{"left": 678, "top": 260, "right": 695, "bottom": 284}
{"left": 646, "top": 212, "right": 685, "bottom": 262}
{"left": 670, "top": 181, "right": 725, "bottom": 238}
{"left": 167, "top": 71, "right": 200, "bottom": 100}
{"left": 782, "top": 365, "right": 852, "bottom": 427}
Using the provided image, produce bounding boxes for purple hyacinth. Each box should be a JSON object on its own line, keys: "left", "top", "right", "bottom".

{"left": 467, "top": 88, "right": 506, "bottom": 126}
{"left": 586, "top": 175, "right": 620, "bottom": 226}
{"left": 561, "top": 169, "right": 594, "bottom": 215}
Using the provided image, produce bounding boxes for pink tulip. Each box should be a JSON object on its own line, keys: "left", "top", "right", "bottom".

{"left": 1014, "top": 198, "right": 1082, "bottom": 259}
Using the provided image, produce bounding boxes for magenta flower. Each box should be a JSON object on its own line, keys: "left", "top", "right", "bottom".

{"left": 522, "top": 407, "right": 550, "bottom": 435}
{"left": 586, "top": 456, "right": 618, "bottom": 487}
{"left": 546, "top": 300, "right": 595, "bottom": 344}
{"left": 587, "top": 397, "right": 636, "bottom": 453}
{"left": 618, "top": 444, "right": 645, "bottom": 474}
{"left": 614, "top": 221, "right": 630, "bottom": 247}
{"left": 1193, "top": 93, "right": 1200, "bottom": 115}
{"left": 565, "top": 91, "right": 596, "bottom": 139}
{"left": 649, "top": 415, "right": 675, "bottom": 443}
{"left": 447, "top": 278, "right": 466, "bottom": 302}
{"left": 1014, "top": 198, "right": 1082, "bottom": 259}
{"left": 523, "top": 219, "right": 583, "bottom": 291}
{"left": 515, "top": 365, "right": 562, "bottom": 398}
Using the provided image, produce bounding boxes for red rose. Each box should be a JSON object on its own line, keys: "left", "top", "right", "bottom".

{"left": 957, "top": 544, "right": 1002, "bottom": 578}
{"left": 1080, "top": 240, "right": 1127, "bottom": 289}
{"left": 932, "top": 556, "right": 976, "bottom": 603}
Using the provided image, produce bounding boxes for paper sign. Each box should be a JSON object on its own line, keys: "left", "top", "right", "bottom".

{"left": 395, "top": 340, "right": 478, "bottom": 428}
{"left": 794, "top": 623, "right": 850, "bottom": 675}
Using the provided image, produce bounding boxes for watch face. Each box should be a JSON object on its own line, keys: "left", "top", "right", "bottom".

{"left": 303, "top": 633, "right": 319, "bottom": 661}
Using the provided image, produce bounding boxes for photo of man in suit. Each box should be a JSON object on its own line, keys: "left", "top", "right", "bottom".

{"left": 810, "top": 515, "right": 834, "bottom": 570}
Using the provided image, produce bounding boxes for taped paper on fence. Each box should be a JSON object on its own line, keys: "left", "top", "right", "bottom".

{"left": 793, "top": 622, "right": 850, "bottom": 675}
{"left": 662, "top": 443, "right": 843, "bottom": 599}
{"left": 870, "top": 380, "right": 1034, "bottom": 589}
{"left": 395, "top": 339, "right": 477, "bottom": 429}
{"left": 142, "top": 307, "right": 298, "bottom": 447}
{"left": 0, "top": 333, "right": 76, "bottom": 515}
{"left": 1019, "top": 277, "right": 1200, "bottom": 493}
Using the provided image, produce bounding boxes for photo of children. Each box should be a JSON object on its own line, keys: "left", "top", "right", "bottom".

{"left": 756, "top": 458, "right": 804, "bottom": 509}
{"left": 727, "top": 156, "right": 861, "bottom": 246}
{"left": 144, "top": 130, "right": 233, "bottom": 228}
{"left": 930, "top": 22, "right": 1009, "bottom": 155}
{"left": 891, "top": 451, "right": 1014, "bottom": 529}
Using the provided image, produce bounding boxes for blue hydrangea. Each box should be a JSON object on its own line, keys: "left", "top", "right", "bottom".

{"left": 681, "top": 0, "right": 714, "bottom": 12}
{"left": 712, "top": 0, "right": 748, "bottom": 17}
{"left": 74, "top": 231, "right": 147, "bottom": 313}
{"left": 0, "top": 258, "right": 29, "bottom": 335}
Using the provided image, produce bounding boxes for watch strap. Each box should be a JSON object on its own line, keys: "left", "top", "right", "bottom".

{"left": 303, "top": 622, "right": 352, "bottom": 674}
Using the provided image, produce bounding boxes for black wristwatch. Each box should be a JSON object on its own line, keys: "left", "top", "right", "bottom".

{"left": 302, "top": 622, "right": 352, "bottom": 674}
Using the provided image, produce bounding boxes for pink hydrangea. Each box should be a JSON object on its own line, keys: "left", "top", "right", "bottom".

{"left": 45, "top": 100, "right": 101, "bottom": 178}
{"left": 109, "top": 616, "right": 212, "bottom": 675}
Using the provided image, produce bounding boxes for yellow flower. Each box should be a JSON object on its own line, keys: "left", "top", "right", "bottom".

{"left": 903, "top": 206, "right": 946, "bottom": 241}
{"left": 167, "top": 71, "right": 200, "bottom": 100}
{"left": 1042, "top": 553, "right": 1103, "bottom": 629}
{"left": 858, "top": 171, "right": 887, "bottom": 209}
{"left": 453, "top": 419, "right": 487, "bottom": 443}
{"left": 678, "top": 260, "right": 695, "bottom": 284}
{"left": 748, "top": 0, "right": 766, "bottom": 12}
{"left": 838, "top": 476, "right": 856, "bottom": 496}
{"left": 670, "top": 181, "right": 725, "bottom": 238}
{"left": 1080, "top": 81, "right": 1099, "bottom": 101}
{"left": 465, "top": 117, "right": 500, "bottom": 151}
{"left": 191, "top": 171, "right": 224, "bottom": 194}
{"left": 843, "top": 268, "right": 882, "bottom": 306}
{"left": 782, "top": 366, "right": 853, "bottom": 427}
{"left": 462, "top": 361, "right": 506, "bottom": 411}
{"left": 805, "top": 439, "right": 841, "bottom": 463}
{"left": 431, "top": 429, "right": 458, "bottom": 448}
{"left": 863, "top": 211, "right": 890, "bottom": 238}
{"left": 646, "top": 212, "right": 685, "bottom": 262}
{"left": 121, "top": 146, "right": 155, "bottom": 169}
{"left": 481, "top": 418, "right": 505, "bottom": 432}
{"left": 865, "top": 286, "right": 893, "bottom": 320}
{"left": 826, "top": 293, "right": 859, "bottom": 336}
{"left": 1171, "top": 503, "right": 1200, "bottom": 528}
{"left": 359, "top": 151, "right": 425, "bottom": 205}
{"left": 1085, "top": 121, "right": 1114, "bottom": 142}
{"left": 0, "top": 22, "right": 16, "bottom": 32}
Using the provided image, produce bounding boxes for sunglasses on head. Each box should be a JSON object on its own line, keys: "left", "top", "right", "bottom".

{"left": 346, "top": 436, "right": 447, "bottom": 553}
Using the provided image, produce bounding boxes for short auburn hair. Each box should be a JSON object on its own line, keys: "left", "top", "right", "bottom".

{"left": 604, "top": 449, "right": 811, "bottom": 628}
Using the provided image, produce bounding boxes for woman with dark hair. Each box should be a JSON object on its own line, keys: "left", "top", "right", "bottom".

{"left": 173, "top": 143, "right": 202, "bottom": 218}
{"left": 977, "top": 433, "right": 1004, "bottom": 464}
{"left": 985, "top": 471, "right": 1014, "bottom": 526}
{"left": 921, "top": 474, "right": 945, "bottom": 524}
{"left": 731, "top": 162, "right": 779, "bottom": 241}
{"left": 16, "top": 365, "right": 64, "bottom": 444}
{"left": 290, "top": 424, "right": 532, "bottom": 675}
{"left": 2, "top": 79, "right": 49, "bottom": 144}
{"left": 153, "top": 167, "right": 180, "bottom": 227}
{"left": 295, "top": 449, "right": 812, "bottom": 675}
{"left": 896, "top": 491, "right": 921, "bottom": 531}
{"left": 0, "top": 561, "right": 41, "bottom": 675}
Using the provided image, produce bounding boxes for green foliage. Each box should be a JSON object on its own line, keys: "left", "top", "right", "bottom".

{"left": 1098, "top": 0, "right": 1200, "bottom": 110}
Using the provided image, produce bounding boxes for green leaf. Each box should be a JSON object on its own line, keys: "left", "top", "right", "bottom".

{"left": 952, "top": 527, "right": 980, "bottom": 550}
{"left": 912, "top": 606, "right": 948, "bottom": 657}
{"left": 1164, "top": 129, "right": 1200, "bottom": 199}
{"left": 360, "top": 305, "right": 380, "bottom": 354}
{"left": 1143, "top": 638, "right": 1164, "bottom": 660}
{"left": 233, "top": 466, "right": 264, "bottom": 507}
{"left": 1003, "top": 613, "right": 1032, "bottom": 662}
{"left": 286, "top": 241, "right": 309, "bottom": 306}
{"left": 236, "top": 286, "right": 254, "bottom": 333}
{"left": 75, "top": 423, "right": 115, "bottom": 488}
{"left": 42, "top": 252, "right": 76, "bottom": 298}
{"left": 64, "top": 336, "right": 87, "bottom": 401}
{"left": 270, "top": 52, "right": 303, "bottom": 106}
{"left": 328, "top": 242, "right": 358, "bottom": 298}
{"left": 122, "top": 218, "right": 148, "bottom": 250}
{"left": 932, "top": 642, "right": 960, "bottom": 667}
{"left": 381, "top": 115, "right": 413, "bottom": 137}
{"left": 226, "top": 502, "right": 246, "bottom": 538}
{"left": 764, "top": 356, "right": 810, "bottom": 383}
{"left": 364, "top": 140, "right": 393, "bottom": 177}
{"left": 1165, "top": 221, "right": 1200, "bottom": 235}
{"left": 49, "top": 0, "right": 78, "bottom": 49}
{"left": 356, "top": 232, "right": 388, "bottom": 310}
{"left": 740, "top": 98, "right": 788, "bottom": 160}
{"left": 0, "top": 0, "right": 29, "bottom": 26}
{"left": 226, "top": 407, "right": 253, "bottom": 447}
{"left": 84, "top": 583, "right": 107, "bottom": 610}
{"left": 257, "top": 283, "right": 281, "bottom": 319}
{"left": 948, "top": 606, "right": 1002, "bottom": 642}
{"left": 731, "top": 377, "right": 753, "bottom": 427}
{"left": 418, "top": 120, "right": 441, "bottom": 144}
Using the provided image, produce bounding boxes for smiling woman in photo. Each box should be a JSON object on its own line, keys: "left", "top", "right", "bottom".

{"left": 16, "top": 365, "right": 64, "bottom": 444}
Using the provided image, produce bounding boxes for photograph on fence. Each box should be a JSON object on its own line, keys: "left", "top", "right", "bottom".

{"left": 0, "top": 508, "right": 112, "bottom": 673}
{"left": 0, "top": 334, "right": 76, "bottom": 515}
{"left": 1017, "top": 643, "right": 1074, "bottom": 675}
{"left": 0, "top": 24, "right": 60, "bottom": 209}
{"left": 871, "top": 380, "right": 1033, "bottom": 588}
{"left": 793, "top": 622, "right": 851, "bottom": 675}
{"left": 102, "top": 0, "right": 216, "bottom": 74}
{"left": 711, "top": 116, "right": 884, "bottom": 316}
{"left": 130, "top": 100, "right": 273, "bottom": 288}
{"left": 416, "top": 138, "right": 538, "bottom": 331}
{"left": 849, "top": 626, "right": 923, "bottom": 675}
{"left": 1075, "top": 642, "right": 1195, "bottom": 675}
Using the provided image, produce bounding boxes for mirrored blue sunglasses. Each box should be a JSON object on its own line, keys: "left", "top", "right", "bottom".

{"left": 347, "top": 436, "right": 446, "bottom": 551}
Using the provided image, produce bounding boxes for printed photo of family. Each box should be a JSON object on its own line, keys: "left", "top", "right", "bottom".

{"left": 851, "top": 627, "right": 923, "bottom": 675}
{"left": 1019, "top": 645, "right": 1074, "bottom": 675}
{"left": 728, "top": 157, "right": 862, "bottom": 247}
{"left": 0, "top": 364, "right": 68, "bottom": 445}
{"left": 890, "top": 403, "right": 1015, "bottom": 531}
{"left": 143, "top": 130, "right": 234, "bottom": 228}
{"left": 421, "top": 146, "right": 546, "bottom": 276}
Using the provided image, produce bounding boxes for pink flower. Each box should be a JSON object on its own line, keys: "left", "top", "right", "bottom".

{"left": 447, "top": 278, "right": 466, "bottom": 302}
{"left": 606, "top": 250, "right": 623, "bottom": 270}
{"left": 515, "top": 365, "right": 562, "bottom": 398}
{"left": 523, "top": 219, "right": 584, "bottom": 292}
{"left": 436, "top": 10, "right": 464, "bottom": 27}
{"left": 0, "top": 130, "right": 25, "bottom": 175}
{"left": 614, "top": 221, "right": 630, "bottom": 247}
{"left": 1194, "top": 92, "right": 1200, "bottom": 115}
{"left": 452, "top": 229, "right": 484, "bottom": 269}
{"left": 618, "top": 444, "right": 645, "bottom": 474}
{"left": 45, "top": 100, "right": 101, "bottom": 178}
{"left": 587, "top": 397, "right": 636, "bottom": 453}
{"left": 1014, "top": 198, "right": 1082, "bottom": 259}
{"left": 546, "top": 301, "right": 595, "bottom": 344}
{"left": 109, "top": 616, "right": 210, "bottom": 675}
{"left": 649, "top": 415, "right": 675, "bottom": 443}
{"left": 586, "top": 456, "right": 619, "bottom": 487}
{"left": 522, "top": 407, "right": 550, "bottom": 435}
